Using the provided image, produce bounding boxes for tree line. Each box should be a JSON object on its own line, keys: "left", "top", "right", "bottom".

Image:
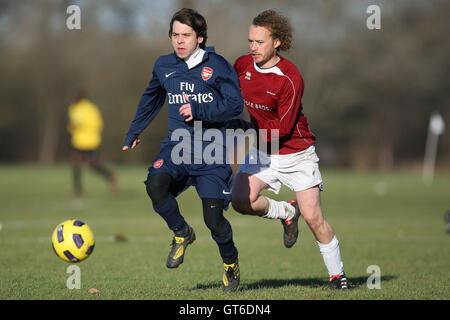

{"left": 0, "top": 0, "right": 448, "bottom": 170}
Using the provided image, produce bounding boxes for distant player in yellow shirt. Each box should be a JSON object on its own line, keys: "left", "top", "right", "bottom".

{"left": 68, "top": 91, "right": 117, "bottom": 197}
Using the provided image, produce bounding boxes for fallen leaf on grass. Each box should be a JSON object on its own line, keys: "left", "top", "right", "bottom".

{"left": 88, "top": 288, "right": 100, "bottom": 295}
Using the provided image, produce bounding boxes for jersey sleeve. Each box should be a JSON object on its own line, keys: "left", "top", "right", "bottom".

{"left": 123, "top": 61, "right": 166, "bottom": 147}
{"left": 190, "top": 59, "right": 243, "bottom": 123}
{"left": 257, "top": 73, "right": 304, "bottom": 142}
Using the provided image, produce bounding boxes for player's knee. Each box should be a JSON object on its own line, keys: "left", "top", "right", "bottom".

{"left": 205, "top": 215, "right": 228, "bottom": 235}
{"left": 202, "top": 199, "right": 228, "bottom": 234}
{"left": 232, "top": 192, "right": 257, "bottom": 215}
{"left": 145, "top": 173, "right": 172, "bottom": 205}
{"left": 231, "top": 198, "right": 252, "bottom": 215}
{"left": 302, "top": 209, "right": 324, "bottom": 231}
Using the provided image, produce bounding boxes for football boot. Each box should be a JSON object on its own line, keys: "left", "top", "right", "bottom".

{"left": 166, "top": 225, "right": 196, "bottom": 268}
{"left": 329, "top": 272, "right": 350, "bottom": 290}
{"left": 222, "top": 259, "right": 240, "bottom": 292}
{"left": 280, "top": 200, "right": 301, "bottom": 248}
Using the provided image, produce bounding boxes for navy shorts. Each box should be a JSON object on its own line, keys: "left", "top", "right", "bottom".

{"left": 147, "top": 143, "right": 233, "bottom": 210}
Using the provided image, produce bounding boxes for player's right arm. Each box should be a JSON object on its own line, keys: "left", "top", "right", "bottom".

{"left": 123, "top": 62, "right": 166, "bottom": 150}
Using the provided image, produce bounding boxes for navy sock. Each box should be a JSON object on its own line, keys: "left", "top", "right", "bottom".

{"left": 211, "top": 221, "right": 238, "bottom": 264}
{"left": 152, "top": 194, "right": 187, "bottom": 233}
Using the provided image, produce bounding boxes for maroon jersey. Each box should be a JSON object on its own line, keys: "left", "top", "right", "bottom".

{"left": 234, "top": 54, "right": 315, "bottom": 155}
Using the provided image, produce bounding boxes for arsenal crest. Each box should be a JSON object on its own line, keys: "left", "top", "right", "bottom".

{"left": 153, "top": 159, "right": 164, "bottom": 168}
{"left": 201, "top": 67, "right": 213, "bottom": 81}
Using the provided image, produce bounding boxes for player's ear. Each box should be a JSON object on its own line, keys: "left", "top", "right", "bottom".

{"left": 198, "top": 36, "right": 204, "bottom": 45}
{"left": 273, "top": 38, "right": 281, "bottom": 50}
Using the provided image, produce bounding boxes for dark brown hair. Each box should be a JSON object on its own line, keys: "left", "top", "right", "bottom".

{"left": 252, "top": 10, "right": 292, "bottom": 51}
{"left": 169, "top": 8, "right": 208, "bottom": 49}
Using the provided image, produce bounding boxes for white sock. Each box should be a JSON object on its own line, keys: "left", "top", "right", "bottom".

{"left": 262, "top": 198, "right": 295, "bottom": 220}
{"left": 317, "top": 235, "right": 344, "bottom": 277}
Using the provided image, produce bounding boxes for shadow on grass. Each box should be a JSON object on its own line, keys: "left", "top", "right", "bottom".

{"left": 192, "top": 275, "right": 397, "bottom": 291}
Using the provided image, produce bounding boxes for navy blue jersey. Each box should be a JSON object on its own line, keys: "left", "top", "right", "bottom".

{"left": 124, "top": 47, "right": 243, "bottom": 157}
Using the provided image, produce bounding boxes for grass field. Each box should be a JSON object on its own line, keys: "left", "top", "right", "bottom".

{"left": 0, "top": 164, "right": 449, "bottom": 300}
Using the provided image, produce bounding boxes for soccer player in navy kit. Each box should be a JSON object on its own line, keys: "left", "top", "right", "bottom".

{"left": 122, "top": 9, "right": 242, "bottom": 292}
{"left": 230, "top": 10, "right": 349, "bottom": 290}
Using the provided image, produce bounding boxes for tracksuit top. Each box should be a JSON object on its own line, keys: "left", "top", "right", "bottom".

{"left": 68, "top": 99, "right": 104, "bottom": 151}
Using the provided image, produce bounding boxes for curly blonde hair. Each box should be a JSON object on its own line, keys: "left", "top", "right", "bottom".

{"left": 252, "top": 10, "right": 292, "bottom": 51}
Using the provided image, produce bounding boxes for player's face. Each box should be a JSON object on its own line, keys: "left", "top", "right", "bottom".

{"left": 248, "top": 25, "right": 281, "bottom": 68}
{"left": 171, "top": 21, "right": 204, "bottom": 59}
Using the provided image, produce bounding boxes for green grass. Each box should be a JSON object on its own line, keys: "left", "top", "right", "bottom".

{"left": 0, "top": 164, "right": 449, "bottom": 300}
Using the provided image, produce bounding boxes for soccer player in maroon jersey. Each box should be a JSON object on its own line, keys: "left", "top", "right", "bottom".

{"left": 230, "top": 10, "right": 349, "bottom": 290}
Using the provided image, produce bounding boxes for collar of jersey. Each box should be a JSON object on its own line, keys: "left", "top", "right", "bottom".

{"left": 253, "top": 57, "right": 284, "bottom": 76}
{"left": 184, "top": 48, "right": 206, "bottom": 69}
{"left": 172, "top": 46, "right": 215, "bottom": 69}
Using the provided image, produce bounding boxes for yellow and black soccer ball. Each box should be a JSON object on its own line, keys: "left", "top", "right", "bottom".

{"left": 51, "top": 219, "right": 95, "bottom": 263}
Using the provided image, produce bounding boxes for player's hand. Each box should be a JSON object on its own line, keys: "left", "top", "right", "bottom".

{"left": 122, "top": 138, "right": 141, "bottom": 151}
{"left": 179, "top": 94, "right": 193, "bottom": 122}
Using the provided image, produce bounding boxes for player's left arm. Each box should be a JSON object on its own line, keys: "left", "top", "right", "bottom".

{"left": 188, "top": 61, "right": 243, "bottom": 123}
{"left": 256, "top": 74, "right": 304, "bottom": 142}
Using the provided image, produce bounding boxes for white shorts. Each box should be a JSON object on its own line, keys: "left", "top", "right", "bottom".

{"left": 237, "top": 145, "right": 323, "bottom": 194}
